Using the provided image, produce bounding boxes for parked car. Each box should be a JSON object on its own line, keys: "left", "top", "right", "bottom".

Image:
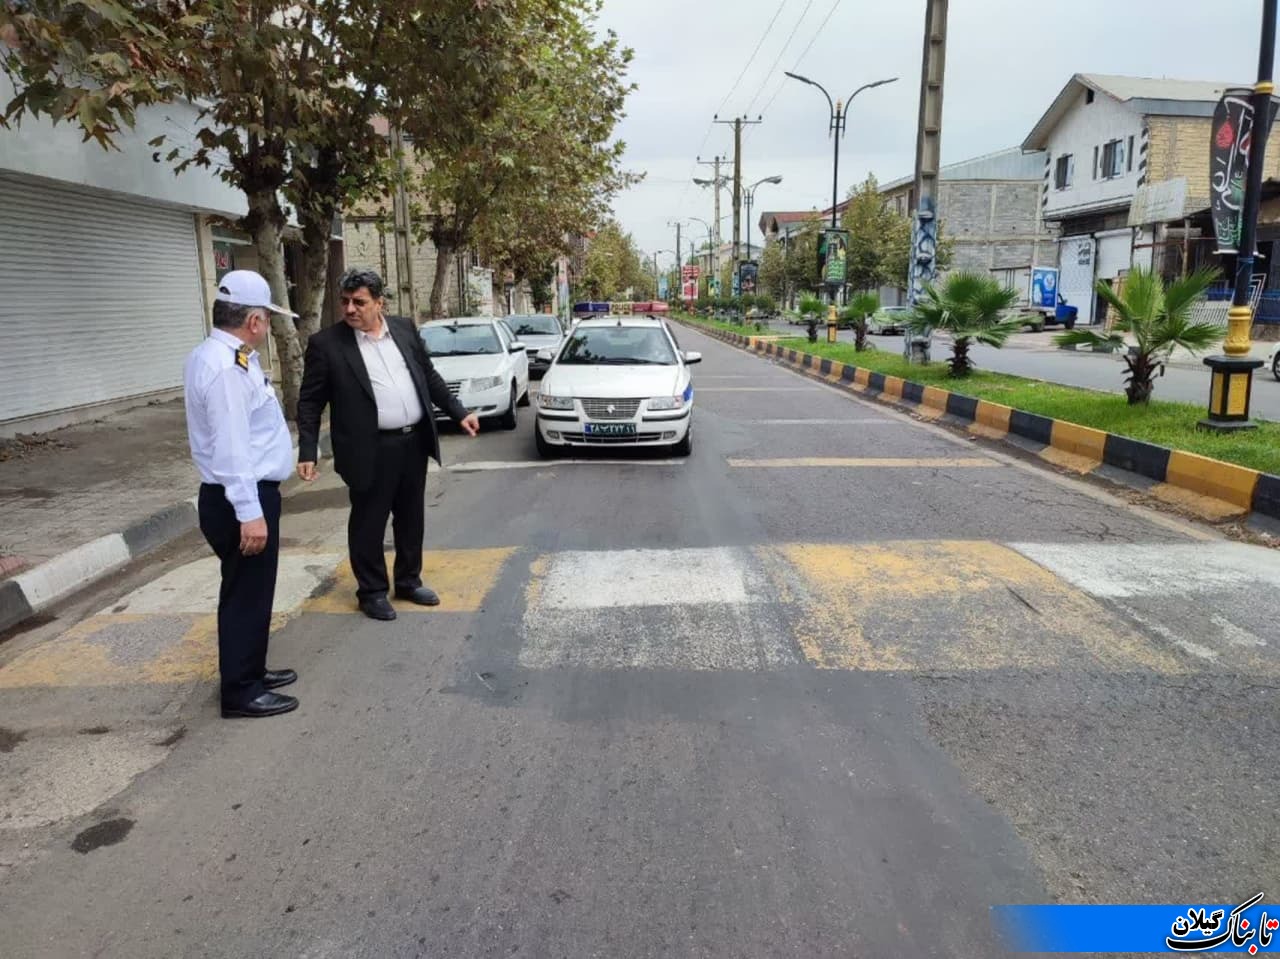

{"left": 867, "top": 305, "right": 911, "bottom": 335}
{"left": 503, "top": 313, "right": 565, "bottom": 378}
{"left": 419, "top": 317, "right": 530, "bottom": 430}
{"left": 1268, "top": 341, "right": 1280, "bottom": 381}
{"left": 535, "top": 316, "right": 700, "bottom": 457}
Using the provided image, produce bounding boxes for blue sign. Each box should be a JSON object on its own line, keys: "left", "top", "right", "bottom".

{"left": 1031, "top": 267, "right": 1058, "bottom": 309}
{"left": 658, "top": 275, "right": 669, "bottom": 300}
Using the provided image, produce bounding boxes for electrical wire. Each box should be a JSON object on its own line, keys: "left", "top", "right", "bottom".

{"left": 747, "top": 0, "right": 843, "bottom": 142}
{"left": 741, "top": 0, "right": 816, "bottom": 118}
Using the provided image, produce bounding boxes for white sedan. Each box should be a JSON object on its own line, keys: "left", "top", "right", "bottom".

{"left": 420, "top": 317, "right": 530, "bottom": 430}
{"left": 535, "top": 316, "right": 700, "bottom": 457}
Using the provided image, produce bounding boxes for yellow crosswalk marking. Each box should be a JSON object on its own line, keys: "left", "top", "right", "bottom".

{"left": 304, "top": 547, "right": 517, "bottom": 614}
{"left": 768, "top": 541, "right": 1188, "bottom": 673}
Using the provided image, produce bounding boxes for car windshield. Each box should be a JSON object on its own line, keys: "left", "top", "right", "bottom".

{"left": 558, "top": 326, "right": 677, "bottom": 366}
{"left": 508, "top": 315, "right": 562, "bottom": 337}
{"left": 420, "top": 324, "right": 502, "bottom": 356}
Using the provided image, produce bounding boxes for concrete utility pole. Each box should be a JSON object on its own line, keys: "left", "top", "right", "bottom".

{"left": 714, "top": 115, "right": 762, "bottom": 274}
{"left": 390, "top": 124, "right": 417, "bottom": 319}
{"left": 695, "top": 155, "right": 729, "bottom": 285}
{"left": 906, "top": 0, "right": 949, "bottom": 363}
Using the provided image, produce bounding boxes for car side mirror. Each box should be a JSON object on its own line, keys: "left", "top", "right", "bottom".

{"left": 536, "top": 348, "right": 554, "bottom": 362}
{"left": 509, "top": 341, "right": 526, "bottom": 353}
{"left": 683, "top": 351, "right": 702, "bottom": 364}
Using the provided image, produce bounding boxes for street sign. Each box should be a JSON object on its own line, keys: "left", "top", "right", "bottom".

{"left": 738, "top": 261, "right": 759, "bottom": 296}
{"left": 681, "top": 264, "right": 700, "bottom": 302}
{"left": 1210, "top": 89, "right": 1279, "bottom": 253}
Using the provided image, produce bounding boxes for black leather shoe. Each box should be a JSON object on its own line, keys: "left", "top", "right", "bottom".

{"left": 359, "top": 595, "right": 397, "bottom": 621}
{"left": 394, "top": 585, "right": 440, "bottom": 606}
{"left": 263, "top": 669, "right": 297, "bottom": 690}
{"left": 221, "top": 691, "right": 299, "bottom": 719}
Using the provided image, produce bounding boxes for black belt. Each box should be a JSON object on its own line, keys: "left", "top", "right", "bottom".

{"left": 379, "top": 422, "right": 421, "bottom": 436}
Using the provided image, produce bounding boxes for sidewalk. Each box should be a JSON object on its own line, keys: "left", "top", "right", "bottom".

{"left": 997, "top": 328, "right": 1275, "bottom": 369}
{"left": 0, "top": 398, "right": 327, "bottom": 634}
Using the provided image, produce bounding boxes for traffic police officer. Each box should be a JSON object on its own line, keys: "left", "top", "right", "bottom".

{"left": 184, "top": 270, "right": 299, "bottom": 718}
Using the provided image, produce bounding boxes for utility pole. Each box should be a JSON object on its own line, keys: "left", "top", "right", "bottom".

{"left": 695, "top": 155, "right": 727, "bottom": 287}
{"left": 907, "top": 0, "right": 949, "bottom": 362}
{"left": 714, "top": 115, "right": 762, "bottom": 279}
{"left": 390, "top": 124, "right": 417, "bottom": 319}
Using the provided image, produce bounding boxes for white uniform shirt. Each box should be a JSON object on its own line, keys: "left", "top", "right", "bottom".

{"left": 184, "top": 328, "right": 294, "bottom": 522}
{"left": 356, "top": 320, "right": 424, "bottom": 430}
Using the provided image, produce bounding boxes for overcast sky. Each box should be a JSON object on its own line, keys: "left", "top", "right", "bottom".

{"left": 596, "top": 0, "right": 1271, "bottom": 269}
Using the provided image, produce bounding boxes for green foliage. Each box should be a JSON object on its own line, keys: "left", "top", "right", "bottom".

{"left": 909, "top": 270, "right": 1022, "bottom": 376}
{"left": 1055, "top": 266, "right": 1222, "bottom": 404}
{"left": 579, "top": 220, "right": 651, "bottom": 301}
{"left": 842, "top": 291, "right": 881, "bottom": 351}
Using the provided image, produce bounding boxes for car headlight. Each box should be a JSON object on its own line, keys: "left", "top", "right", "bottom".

{"left": 538, "top": 394, "right": 574, "bottom": 411}
{"left": 469, "top": 376, "right": 503, "bottom": 391}
{"left": 647, "top": 396, "right": 686, "bottom": 411}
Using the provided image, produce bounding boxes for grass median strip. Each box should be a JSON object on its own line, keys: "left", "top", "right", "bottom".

{"left": 681, "top": 317, "right": 1280, "bottom": 476}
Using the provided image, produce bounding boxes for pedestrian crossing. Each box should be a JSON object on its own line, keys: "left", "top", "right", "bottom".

{"left": 2, "top": 540, "right": 1278, "bottom": 689}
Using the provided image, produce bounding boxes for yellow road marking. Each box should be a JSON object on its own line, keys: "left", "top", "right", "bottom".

{"left": 727, "top": 457, "right": 996, "bottom": 468}
{"left": 304, "top": 547, "right": 517, "bottom": 613}
{"left": 770, "top": 541, "right": 1187, "bottom": 674}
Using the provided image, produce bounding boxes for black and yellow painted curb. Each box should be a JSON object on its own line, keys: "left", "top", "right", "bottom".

{"left": 687, "top": 323, "right": 1280, "bottom": 529}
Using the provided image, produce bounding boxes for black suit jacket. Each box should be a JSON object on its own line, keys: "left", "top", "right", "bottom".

{"left": 297, "top": 316, "right": 469, "bottom": 492}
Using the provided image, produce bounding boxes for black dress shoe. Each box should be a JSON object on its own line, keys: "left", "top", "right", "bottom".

{"left": 394, "top": 585, "right": 440, "bottom": 606}
{"left": 359, "top": 595, "right": 397, "bottom": 620}
{"left": 221, "top": 691, "right": 299, "bottom": 719}
{"left": 263, "top": 669, "right": 297, "bottom": 690}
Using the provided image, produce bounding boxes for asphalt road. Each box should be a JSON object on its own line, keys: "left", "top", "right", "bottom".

{"left": 3, "top": 324, "right": 1280, "bottom": 958}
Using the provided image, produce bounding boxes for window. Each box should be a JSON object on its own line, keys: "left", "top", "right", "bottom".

{"left": 559, "top": 326, "right": 678, "bottom": 366}
{"left": 1128, "top": 135, "right": 1135, "bottom": 172}
{"left": 1054, "top": 154, "right": 1074, "bottom": 189}
{"left": 1086, "top": 89, "right": 1096, "bottom": 104}
{"left": 1093, "top": 145, "right": 1100, "bottom": 180}
{"left": 1101, "top": 138, "right": 1126, "bottom": 178}
{"left": 420, "top": 323, "right": 503, "bottom": 356}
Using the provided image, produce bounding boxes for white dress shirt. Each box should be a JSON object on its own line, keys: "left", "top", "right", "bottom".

{"left": 184, "top": 328, "right": 294, "bottom": 522}
{"left": 356, "top": 319, "right": 425, "bottom": 430}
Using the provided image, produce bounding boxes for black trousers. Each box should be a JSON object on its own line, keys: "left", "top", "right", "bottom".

{"left": 349, "top": 430, "right": 428, "bottom": 600}
{"left": 198, "top": 481, "right": 281, "bottom": 705}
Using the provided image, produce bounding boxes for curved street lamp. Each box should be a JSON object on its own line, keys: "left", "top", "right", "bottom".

{"left": 743, "top": 175, "right": 783, "bottom": 261}
{"left": 784, "top": 72, "right": 897, "bottom": 228}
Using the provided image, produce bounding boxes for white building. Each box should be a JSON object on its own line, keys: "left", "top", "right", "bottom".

{"left": 0, "top": 77, "right": 254, "bottom": 436}
{"left": 1022, "top": 74, "right": 1244, "bottom": 325}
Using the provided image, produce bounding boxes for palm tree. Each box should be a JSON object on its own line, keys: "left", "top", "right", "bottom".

{"left": 908, "top": 271, "right": 1022, "bottom": 376}
{"left": 1054, "top": 266, "right": 1221, "bottom": 404}
{"left": 843, "top": 291, "right": 880, "bottom": 352}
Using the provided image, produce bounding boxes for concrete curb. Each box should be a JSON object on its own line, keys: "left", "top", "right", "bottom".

{"left": 0, "top": 432, "right": 332, "bottom": 635}
{"left": 684, "top": 321, "right": 1280, "bottom": 535}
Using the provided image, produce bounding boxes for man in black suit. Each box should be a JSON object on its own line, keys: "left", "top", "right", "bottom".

{"left": 296, "top": 269, "right": 479, "bottom": 621}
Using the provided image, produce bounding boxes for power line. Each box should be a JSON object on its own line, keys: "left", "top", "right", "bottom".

{"left": 747, "top": 0, "right": 844, "bottom": 141}
{"left": 678, "top": 0, "right": 792, "bottom": 212}
{"left": 742, "top": 0, "right": 817, "bottom": 118}
{"left": 713, "top": 0, "right": 791, "bottom": 120}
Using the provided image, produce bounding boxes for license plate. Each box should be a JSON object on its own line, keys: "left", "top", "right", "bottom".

{"left": 584, "top": 422, "right": 636, "bottom": 437}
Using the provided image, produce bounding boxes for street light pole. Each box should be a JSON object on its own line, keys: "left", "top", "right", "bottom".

{"left": 785, "top": 72, "right": 897, "bottom": 334}
{"left": 1200, "top": 0, "right": 1276, "bottom": 431}
{"left": 743, "top": 175, "right": 783, "bottom": 262}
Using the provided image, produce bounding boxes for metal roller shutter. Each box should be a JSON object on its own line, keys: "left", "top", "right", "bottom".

{"left": 1095, "top": 230, "right": 1133, "bottom": 281}
{"left": 0, "top": 174, "right": 206, "bottom": 423}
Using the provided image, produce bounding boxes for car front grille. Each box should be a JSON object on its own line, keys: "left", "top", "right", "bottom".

{"left": 559, "top": 431, "right": 665, "bottom": 445}
{"left": 580, "top": 398, "right": 641, "bottom": 420}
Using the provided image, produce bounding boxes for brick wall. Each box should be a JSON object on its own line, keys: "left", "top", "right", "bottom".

{"left": 1147, "top": 115, "right": 1280, "bottom": 212}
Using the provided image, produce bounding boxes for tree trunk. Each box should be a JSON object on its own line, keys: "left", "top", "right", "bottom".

{"left": 247, "top": 189, "right": 305, "bottom": 419}
{"left": 296, "top": 209, "right": 332, "bottom": 341}
{"left": 1125, "top": 354, "right": 1155, "bottom": 405}
{"left": 429, "top": 240, "right": 454, "bottom": 319}
{"left": 855, "top": 318, "right": 868, "bottom": 352}
{"left": 949, "top": 336, "right": 972, "bottom": 377}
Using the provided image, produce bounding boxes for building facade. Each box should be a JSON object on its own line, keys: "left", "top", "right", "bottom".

{"left": 0, "top": 74, "right": 272, "bottom": 436}
{"left": 878, "top": 147, "right": 1053, "bottom": 306}
{"left": 1022, "top": 73, "right": 1280, "bottom": 326}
